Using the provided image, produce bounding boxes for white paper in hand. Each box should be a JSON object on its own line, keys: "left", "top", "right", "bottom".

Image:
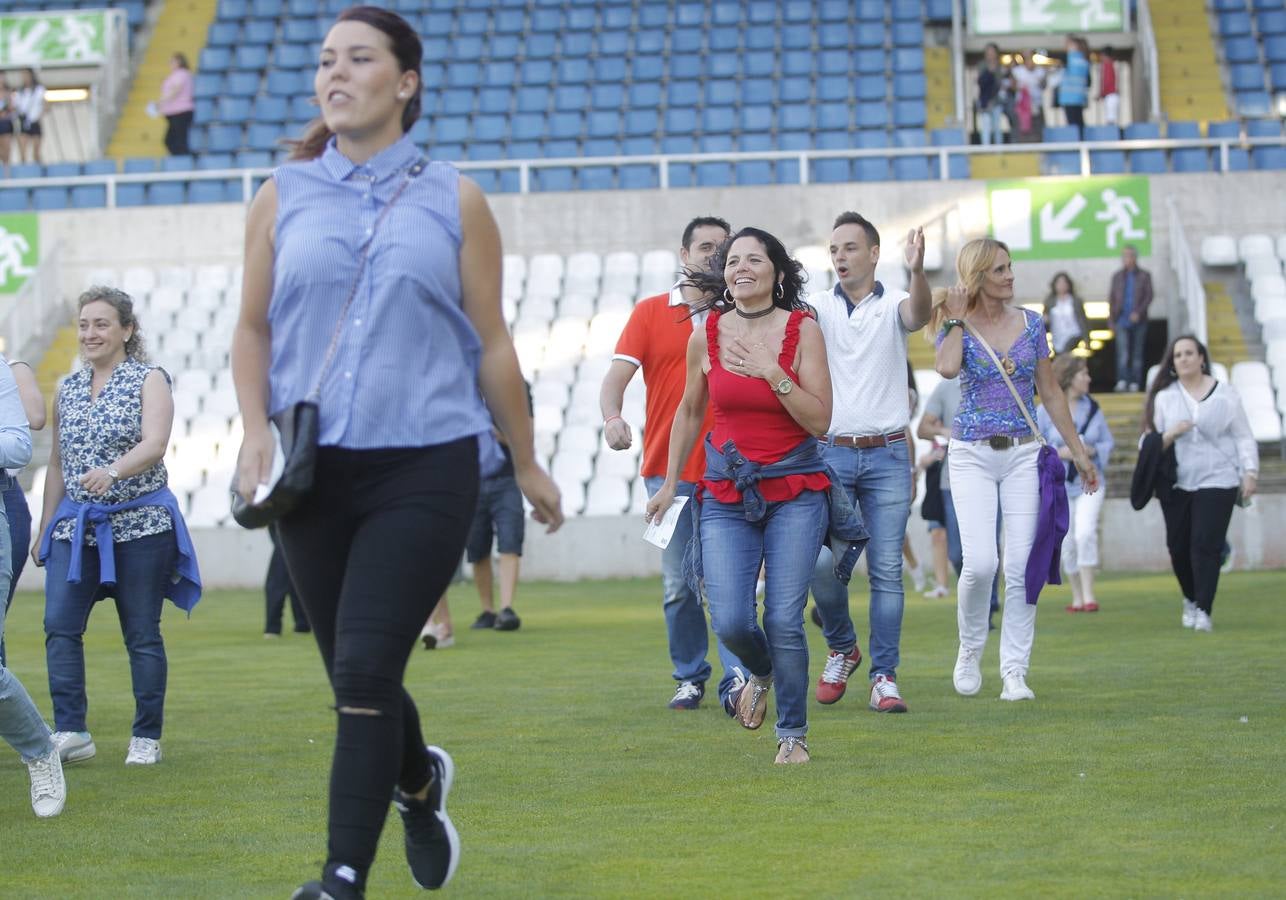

{"left": 145, "top": 101, "right": 159, "bottom": 119}
{"left": 252, "top": 422, "right": 286, "bottom": 505}
{"left": 643, "top": 496, "right": 690, "bottom": 549}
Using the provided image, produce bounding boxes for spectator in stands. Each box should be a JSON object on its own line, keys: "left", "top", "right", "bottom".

{"left": 0, "top": 80, "right": 16, "bottom": 175}
{"left": 807, "top": 214, "right": 930, "bottom": 715}
{"left": 465, "top": 382, "right": 534, "bottom": 634}
{"left": 976, "top": 43, "right": 1007, "bottom": 145}
{"left": 35, "top": 286, "right": 200, "bottom": 768}
{"left": 0, "top": 359, "right": 45, "bottom": 666}
{"left": 600, "top": 215, "right": 748, "bottom": 713}
{"left": 156, "top": 53, "right": 195, "bottom": 156}
{"left": 1038, "top": 355, "right": 1113, "bottom": 612}
{"left": 646, "top": 226, "right": 851, "bottom": 765}
{"left": 1098, "top": 46, "right": 1120, "bottom": 126}
{"left": 1057, "top": 36, "right": 1090, "bottom": 134}
{"left": 14, "top": 69, "right": 45, "bottom": 164}
{"left": 1009, "top": 52, "right": 1046, "bottom": 142}
{"left": 231, "top": 8, "right": 562, "bottom": 898}
{"left": 263, "top": 523, "right": 308, "bottom": 637}
{"left": 0, "top": 356, "right": 66, "bottom": 818}
{"left": 1042, "top": 271, "right": 1090, "bottom": 353}
{"left": 933, "top": 239, "right": 1097, "bottom": 702}
{"left": 1144, "top": 335, "right": 1257, "bottom": 633}
{"left": 1109, "top": 244, "right": 1153, "bottom": 391}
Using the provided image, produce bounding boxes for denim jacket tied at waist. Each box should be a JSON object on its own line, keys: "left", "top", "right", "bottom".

{"left": 683, "top": 436, "right": 869, "bottom": 594}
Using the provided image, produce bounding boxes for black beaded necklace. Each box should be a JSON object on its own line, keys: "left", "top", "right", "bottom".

{"left": 734, "top": 304, "right": 775, "bottom": 319}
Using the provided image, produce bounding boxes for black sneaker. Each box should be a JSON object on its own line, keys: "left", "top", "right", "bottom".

{"left": 668, "top": 680, "right": 704, "bottom": 710}
{"left": 470, "top": 611, "right": 497, "bottom": 630}
{"left": 723, "top": 668, "right": 747, "bottom": 718}
{"left": 493, "top": 608, "right": 521, "bottom": 631}
{"left": 394, "top": 745, "right": 460, "bottom": 890}
{"left": 291, "top": 864, "right": 364, "bottom": 900}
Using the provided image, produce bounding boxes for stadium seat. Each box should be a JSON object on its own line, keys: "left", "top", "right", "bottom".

{"left": 1235, "top": 92, "right": 1273, "bottom": 116}
{"left": 893, "top": 157, "right": 933, "bottom": 181}
{"left": 1247, "top": 119, "right": 1284, "bottom": 136}
{"left": 1044, "top": 152, "right": 1082, "bottom": 175}
{"left": 1252, "top": 147, "right": 1286, "bottom": 169}
{"left": 855, "top": 157, "right": 891, "bottom": 181}
{"left": 1225, "top": 37, "right": 1260, "bottom": 63}
{"left": 1219, "top": 12, "right": 1253, "bottom": 35}
{"left": 1043, "top": 125, "right": 1080, "bottom": 142}
{"left": 1167, "top": 121, "right": 1202, "bottom": 138}
{"left": 1201, "top": 235, "right": 1240, "bottom": 267}
{"left": 1130, "top": 150, "right": 1167, "bottom": 173}
{"left": 148, "top": 183, "right": 186, "bottom": 205}
{"left": 1172, "top": 146, "right": 1213, "bottom": 172}
{"left": 1090, "top": 151, "right": 1127, "bottom": 174}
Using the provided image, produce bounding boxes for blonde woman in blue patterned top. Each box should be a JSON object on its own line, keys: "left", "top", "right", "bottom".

{"left": 34, "top": 286, "right": 200, "bottom": 770}
{"left": 231, "top": 8, "right": 562, "bottom": 899}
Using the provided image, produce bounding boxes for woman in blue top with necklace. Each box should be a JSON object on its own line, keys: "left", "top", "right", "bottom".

{"left": 933, "top": 239, "right": 1096, "bottom": 703}
{"left": 231, "top": 8, "right": 562, "bottom": 899}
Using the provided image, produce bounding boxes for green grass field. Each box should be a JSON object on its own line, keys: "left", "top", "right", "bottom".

{"left": 2, "top": 570, "right": 1284, "bottom": 898}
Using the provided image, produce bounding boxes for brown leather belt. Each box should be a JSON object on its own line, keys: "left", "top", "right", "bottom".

{"left": 827, "top": 430, "right": 907, "bottom": 449}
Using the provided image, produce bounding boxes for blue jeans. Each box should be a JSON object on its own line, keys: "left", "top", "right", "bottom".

{"left": 0, "top": 500, "right": 53, "bottom": 762}
{"left": 1115, "top": 319, "right": 1148, "bottom": 386}
{"left": 44, "top": 530, "right": 176, "bottom": 739}
{"left": 978, "top": 103, "right": 1004, "bottom": 145}
{"left": 810, "top": 441, "right": 910, "bottom": 680}
{"left": 645, "top": 476, "right": 745, "bottom": 705}
{"left": 700, "top": 489, "right": 827, "bottom": 739}
{"left": 942, "top": 488, "right": 1000, "bottom": 613}
{"left": 0, "top": 476, "right": 30, "bottom": 666}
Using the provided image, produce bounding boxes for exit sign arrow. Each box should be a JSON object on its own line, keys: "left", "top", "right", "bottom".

{"left": 1039, "top": 193, "right": 1087, "bottom": 242}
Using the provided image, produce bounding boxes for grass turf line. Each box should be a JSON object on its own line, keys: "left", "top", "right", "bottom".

{"left": 1, "top": 570, "right": 1283, "bottom": 897}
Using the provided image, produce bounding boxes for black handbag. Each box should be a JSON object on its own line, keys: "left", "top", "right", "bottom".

{"left": 230, "top": 156, "right": 427, "bottom": 529}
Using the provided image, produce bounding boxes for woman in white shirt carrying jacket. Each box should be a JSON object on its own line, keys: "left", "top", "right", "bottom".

{"left": 1143, "top": 335, "right": 1258, "bottom": 632}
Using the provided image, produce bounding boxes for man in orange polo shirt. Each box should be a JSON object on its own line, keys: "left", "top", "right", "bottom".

{"left": 599, "top": 216, "right": 746, "bottom": 712}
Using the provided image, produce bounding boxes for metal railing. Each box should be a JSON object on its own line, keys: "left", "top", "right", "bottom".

{"left": 1136, "top": 0, "right": 1163, "bottom": 125}
{"left": 1, "top": 134, "right": 1283, "bottom": 204}
{"left": 1166, "top": 195, "right": 1207, "bottom": 344}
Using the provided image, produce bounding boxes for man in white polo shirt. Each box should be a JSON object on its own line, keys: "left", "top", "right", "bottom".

{"left": 809, "top": 212, "right": 931, "bottom": 713}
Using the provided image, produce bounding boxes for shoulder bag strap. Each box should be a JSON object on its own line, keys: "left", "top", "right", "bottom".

{"left": 962, "top": 317, "right": 1045, "bottom": 444}
{"left": 305, "top": 156, "right": 428, "bottom": 402}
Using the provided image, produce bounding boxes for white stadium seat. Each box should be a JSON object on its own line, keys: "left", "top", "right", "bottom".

{"left": 193, "top": 263, "right": 232, "bottom": 291}
{"left": 584, "top": 475, "right": 630, "bottom": 515}
{"left": 502, "top": 254, "right": 526, "bottom": 302}
{"left": 1199, "top": 235, "right": 1238, "bottom": 267}
{"left": 629, "top": 476, "right": 650, "bottom": 515}
{"left": 602, "top": 251, "right": 639, "bottom": 295}
{"left": 1245, "top": 255, "right": 1283, "bottom": 283}
{"left": 187, "top": 484, "right": 232, "bottom": 528}
{"left": 1276, "top": 234, "right": 1286, "bottom": 262}
{"left": 1238, "top": 234, "right": 1274, "bottom": 261}
{"left": 1262, "top": 317, "right": 1286, "bottom": 342}
{"left": 83, "top": 267, "right": 118, "bottom": 290}
{"left": 558, "top": 424, "right": 600, "bottom": 455}
{"left": 527, "top": 253, "right": 564, "bottom": 295}
{"left": 564, "top": 251, "right": 602, "bottom": 294}
{"left": 596, "top": 445, "right": 641, "bottom": 479}
{"left": 551, "top": 451, "right": 593, "bottom": 485}
{"left": 639, "top": 249, "right": 678, "bottom": 296}
{"left": 157, "top": 266, "right": 193, "bottom": 292}
{"left": 121, "top": 266, "right": 157, "bottom": 296}
{"left": 559, "top": 293, "right": 596, "bottom": 318}
{"left": 793, "top": 245, "right": 832, "bottom": 294}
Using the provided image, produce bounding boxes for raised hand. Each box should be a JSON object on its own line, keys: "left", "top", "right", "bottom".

{"left": 904, "top": 226, "right": 926, "bottom": 273}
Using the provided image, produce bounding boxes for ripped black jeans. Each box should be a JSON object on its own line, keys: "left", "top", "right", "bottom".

{"left": 277, "top": 439, "right": 478, "bottom": 887}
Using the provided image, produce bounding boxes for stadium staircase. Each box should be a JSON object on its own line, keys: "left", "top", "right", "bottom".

{"left": 1152, "top": 0, "right": 1231, "bottom": 126}
{"left": 107, "top": 0, "right": 220, "bottom": 160}
{"left": 1205, "top": 279, "right": 1254, "bottom": 367}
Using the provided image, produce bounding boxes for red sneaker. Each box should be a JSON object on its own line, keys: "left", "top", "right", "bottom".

{"left": 868, "top": 674, "right": 908, "bottom": 713}
{"left": 1083, "top": 602, "right": 1099, "bottom": 612}
{"left": 815, "top": 646, "right": 862, "bottom": 705}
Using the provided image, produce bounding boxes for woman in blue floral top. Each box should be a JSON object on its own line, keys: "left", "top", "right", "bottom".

{"left": 35, "top": 286, "right": 200, "bottom": 769}
{"left": 933, "top": 238, "right": 1096, "bottom": 703}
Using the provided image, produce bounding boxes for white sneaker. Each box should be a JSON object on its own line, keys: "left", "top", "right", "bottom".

{"left": 125, "top": 737, "right": 162, "bottom": 765}
{"left": 909, "top": 564, "right": 927, "bottom": 593}
{"left": 1000, "top": 672, "right": 1036, "bottom": 701}
{"left": 1193, "top": 609, "right": 1213, "bottom": 633}
{"left": 925, "top": 584, "right": 949, "bottom": 599}
{"left": 953, "top": 645, "right": 982, "bottom": 696}
{"left": 28, "top": 746, "right": 66, "bottom": 817}
{"left": 51, "top": 730, "right": 96, "bottom": 764}
{"left": 1181, "top": 598, "right": 1197, "bottom": 628}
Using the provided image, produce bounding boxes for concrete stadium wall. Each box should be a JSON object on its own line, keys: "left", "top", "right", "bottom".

{"left": 17, "top": 493, "right": 1281, "bottom": 592}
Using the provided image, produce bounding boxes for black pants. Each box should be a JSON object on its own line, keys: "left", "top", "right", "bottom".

{"left": 1064, "top": 104, "right": 1084, "bottom": 132}
{"left": 164, "top": 111, "right": 192, "bottom": 155}
{"left": 1160, "top": 487, "right": 1237, "bottom": 614}
{"left": 264, "top": 523, "right": 308, "bottom": 634}
{"left": 277, "top": 439, "right": 479, "bottom": 888}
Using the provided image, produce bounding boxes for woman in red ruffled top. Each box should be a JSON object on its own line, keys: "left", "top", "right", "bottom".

{"left": 646, "top": 227, "right": 833, "bottom": 764}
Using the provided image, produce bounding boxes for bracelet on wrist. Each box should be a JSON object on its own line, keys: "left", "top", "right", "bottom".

{"left": 942, "top": 318, "right": 965, "bottom": 335}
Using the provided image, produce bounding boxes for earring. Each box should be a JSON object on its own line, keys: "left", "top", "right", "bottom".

{"left": 1168, "top": 367, "right": 1177, "bottom": 378}
{"left": 774, "top": 283, "right": 784, "bottom": 300}
{"left": 722, "top": 288, "right": 733, "bottom": 304}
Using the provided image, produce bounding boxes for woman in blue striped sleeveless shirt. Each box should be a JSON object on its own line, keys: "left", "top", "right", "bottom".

{"left": 230, "top": 8, "right": 562, "bottom": 899}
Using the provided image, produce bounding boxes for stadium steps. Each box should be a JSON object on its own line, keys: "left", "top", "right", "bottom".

{"left": 107, "top": 0, "right": 220, "bottom": 160}
{"left": 968, "top": 153, "right": 1040, "bottom": 178}
{"left": 907, "top": 333, "right": 937, "bottom": 372}
{"left": 1151, "top": 0, "right": 1230, "bottom": 124}
{"left": 1204, "top": 281, "right": 1253, "bottom": 368}
{"left": 1098, "top": 391, "right": 1148, "bottom": 497}
{"left": 924, "top": 46, "right": 954, "bottom": 131}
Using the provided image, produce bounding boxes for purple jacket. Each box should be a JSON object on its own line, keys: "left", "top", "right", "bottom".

{"left": 1025, "top": 444, "right": 1070, "bottom": 604}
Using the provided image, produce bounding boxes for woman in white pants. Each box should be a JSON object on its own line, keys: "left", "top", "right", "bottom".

{"left": 932, "top": 239, "right": 1097, "bottom": 701}
{"left": 1038, "top": 355, "right": 1113, "bottom": 612}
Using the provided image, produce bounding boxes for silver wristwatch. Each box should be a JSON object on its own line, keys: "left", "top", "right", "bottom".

{"left": 773, "top": 377, "right": 794, "bottom": 396}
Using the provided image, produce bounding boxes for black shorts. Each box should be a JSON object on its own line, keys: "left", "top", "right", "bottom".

{"left": 20, "top": 119, "right": 40, "bottom": 137}
{"left": 0, "top": 119, "right": 12, "bottom": 136}
{"left": 465, "top": 473, "right": 525, "bottom": 562}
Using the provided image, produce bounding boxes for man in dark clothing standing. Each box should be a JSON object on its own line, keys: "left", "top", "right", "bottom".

{"left": 1109, "top": 244, "right": 1153, "bottom": 391}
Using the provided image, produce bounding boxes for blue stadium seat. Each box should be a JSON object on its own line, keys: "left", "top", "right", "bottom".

{"left": 421, "top": 65, "right": 444, "bottom": 91}
{"left": 533, "top": 168, "right": 574, "bottom": 191}
{"left": 891, "top": 0, "right": 920, "bottom": 18}
{"left": 194, "top": 73, "right": 223, "bottom": 100}
{"left": 1218, "top": 11, "right": 1252, "bottom": 35}
{"left": 1208, "top": 120, "right": 1242, "bottom": 137}
{"left": 627, "top": 82, "right": 661, "bottom": 109}
{"left": 778, "top": 76, "right": 812, "bottom": 103}
{"left": 733, "top": 160, "right": 774, "bottom": 186}
{"left": 779, "top": 105, "right": 811, "bottom": 131}
{"left": 744, "top": 53, "right": 775, "bottom": 77}
{"left": 70, "top": 186, "right": 106, "bottom": 209}
{"left": 855, "top": 22, "right": 886, "bottom": 49}
{"left": 856, "top": 50, "right": 884, "bottom": 74}
{"left": 216, "top": 97, "right": 252, "bottom": 123}
{"left": 433, "top": 117, "right": 468, "bottom": 143}
{"left": 702, "top": 107, "right": 735, "bottom": 133}
{"left": 620, "top": 164, "right": 659, "bottom": 190}
{"left": 817, "top": 80, "right": 853, "bottom": 102}
{"left": 466, "top": 143, "right": 505, "bottom": 162}
{"left": 555, "top": 86, "right": 589, "bottom": 112}
{"left": 218, "top": 0, "right": 250, "bottom": 19}
{"left": 520, "top": 60, "right": 553, "bottom": 85}
{"left": 206, "top": 125, "right": 242, "bottom": 153}
{"left": 208, "top": 22, "right": 238, "bottom": 46}
{"left": 148, "top": 183, "right": 187, "bottom": 205}
{"left": 631, "top": 57, "right": 663, "bottom": 81}
{"left": 1166, "top": 121, "right": 1201, "bottom": 138}
{"left": 1231, "top": 64, "right": 1265, "bottom": 90}
{"left": 1090, "top": 150, "right": 1127, "bottom": 173}
{"left": 816, "top": 131, "right": 853, "bottom": 150}
{"left": 819, "top": 50, "right": 851, "bottom": 76}
{"left": 1271, "top": 62, "right": 1286, "bottom": 89}
{"left": 1123, "top": 123, "right": 1162, "bottom": 140}
{"left": 0, "top": 189, "right": 28, "bottom": 212}
{"left": 932, "top": 127, "right": 967, "bottom": 146}
{"left": 591, "top": 84, "right": 624, "bottom": 110}
{"left": 161, "top": 156, "right": 196, "bottom": 173}
{"left": 526, "top": 34, "right": 557, "bottom": 58}
{"left": 893, "top": 22, "right": 923, "bottom": 46}
{"left": 232, "top": 45, "right": 269, "bottom": 71}
{"left": 558, "top": 59, "right": 591, "bottom": 84}
{"left": 857, "top": 104, "right": 888, "bottom": 128}
{"left": 189, "top": 180, "right": 235, "bottom": 204}
{"left": 1252, "top": 146, "right": 1286, "bottom": 169}
{"left": 549, "top": 112, "right": 583, "bottom": 139}
{"left": 434, "top": 90, "right": 474, "bottom": 116}
{"left": 1235, "top": 92, "right": 1273, "bottom": 116}
{"left": 621, "top": 137, "right": 657, "bottom": 155}
{"left": 1261, "top": 10, "right": 1286, "bottom": 33}
{"left": 671, "top": 30, "right": 703, "bottom": 56}
{"left": 1130, "top": 150, "right": 1167, "bottom": 173}
{"left": 894, "top": 74, "right": 927, "bottom": 99}
{"left": 893, "top": 48, "right": 923, "bottom": 72}
{"left": 816, "top": 103, "right": 850, "bottom": 130}
{"left": 224, "top": 72, "right": 259, "bottom": 97}
{"left": 587, "top": 111, "right": 621, "bottom": 138}
{"left": 1083, "top": 125, "right": 1120, "bottom": 142}
{"left": 478, "top": 88, "right": 510, "bottom": 114}
{"left": 705, "top": 80, "right": 737, "bottom": 106}
{"left": 857, "top": 79, "right": 886, "bottom": 101}
{"left": 507, "top": 139, "right": 541, "bottom": 158}
{"left": 855, "top": 157, "right": 891, "bottom": 181}
{"left": 272, "top": 44, "right": 311, "bottom": 69}
{"left": 1226, "top": 148, "right": 1252, "bottom": 171}
{"left": 243, "top": 20, "right": 275, "bottom": 45}
{"left": 622, "top": 109, "right": 656, "bottom": 138}
{"left": 1224, "top": 37, "right": 1259, "bottom": 62}
{"left": 483, "top": 62, "right": 516, "bottom": 88}
{"left": 236, "top": 151, "right": 273, "bottom": 168}
{"left": 515, "top": 87, "right": 549, "bottom": 113}
{"left": 925, "top": 0, "right": 952, "bottom": 19}
{"left": 122, "top": 157, "right": 158, "bottom": 174}
{"left": 582, "top": 138, "right": 620, "bottom": 157}
{"left": 741, "top": 106, "right": 772, "bottom": 133}
{"left": 1043, "top": 125, "right": 1081, "bottom": 142}
{"left": 745, "top": 30, "right": 775, "bottom": 52}
{"left": 447, "top": 64, "right": 482, "bottom": 89}
{"left": 250, "top": 0, "right": 282, "bottom": 17}
{"left": 695, "top": 163, "right": 733, "bottom": 187}
{"left": 893, "top": 157, "right": 933, "bottom": 181}
{"left": 1044, "top": 152, "right": 1081, "bottom": 175}
{"left": 1172, "top": 149, "right": 1211, "bottom": 172}
{"left": 699, "top": 134, "right": 734, "bottom": 153}
{"left": 1212, "top": 0, "right": 1245, "bottom": 9}
{"left": 665, "top": 108, "right": 697, "bottom": 133}
{"left": 84, "top": 160, "right": 116, "bottom": 176}
{"left": 708, "top": 29, "right": 740, "bottom": 52}
{"left": 44, "top": 162, "right": 81, "bottom": 177}
{"left": 813, "top": 159, "right": 853, "bottom": 184}
{"left": 32, "top": 187, "right": 69, "bottom": 210}
{"left": 596, "top": 31, "right": 629, "bottom": 57}
{"left": 111, "top": 184, "right": 145, "bottom": 208}
{"left": 661, "top": 135, "right": 696, "bottom": 154}
{"left": 893, "top": 102, "right": 926, "bottom": 128}
{"left": 739, "top": 134, "right": 773, "bottom": 152}
{"left": 895, "top": 130, "right": 927, "bottom": 147}
{"left": 282, "top": 18, "right": 320, "bottom": 43}
{"left": 782, "top": 51, "right": 811, "bottom": 77}
{"left": 200, "top": 47, "right": 231, "bottom": 71}
{"left": 197, "top": 152, "right": 235, "bottom": 170}
{"left": 856, "top": 131, "right": 890, "bottom": 149}
{"left": 1247, "top": 119, "right": 1283, "bottom": 136}
{"left": 245, "top": 123, "right": 278, "bottom": 152}
{"left": 1254, "top": 0, "right": 1285, "bottom": 9}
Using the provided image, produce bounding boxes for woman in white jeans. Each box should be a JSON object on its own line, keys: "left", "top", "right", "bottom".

{"left": 1038, "top": 355, "right": 1113, "bottom": 612}
{"left": 932, "top": 239, "right": 1097, "bottom": 701}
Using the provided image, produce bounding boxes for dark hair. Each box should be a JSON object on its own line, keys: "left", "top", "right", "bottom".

{"left": 1142, "top": 333, "right": 1211, "bottom": 432}
{"left": 831, "top": 211, "right": 881, "bottom": 249}
{"left": 681, "top": 216, "right": 731, "bottom": 250}
{"left": 78, "top": 286, "right": 148, "bottom": 362}
{"left": 173, "top": 52, "right": 189, "bottom": 69}
{"left": 680, "top": 226, "right": 808, "bottom": 315}
{"left": 289, "top": 6, "right": 423, "bottom": 161}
